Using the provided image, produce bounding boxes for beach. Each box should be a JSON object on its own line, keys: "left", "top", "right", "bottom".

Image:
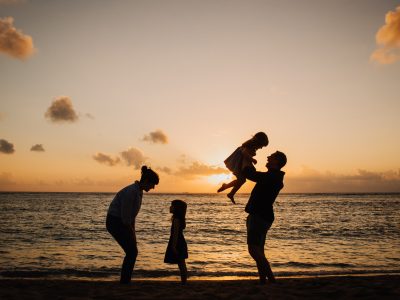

{"left": 1, "top": 275, "right": 399, "bottom": 299}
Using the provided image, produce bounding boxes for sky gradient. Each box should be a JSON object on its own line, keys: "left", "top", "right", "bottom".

{"left": 1, "top": 0, "right": 400, "bottom": 193}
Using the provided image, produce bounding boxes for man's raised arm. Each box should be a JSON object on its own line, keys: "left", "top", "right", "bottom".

{"left": 243, "top": 166, "right": 265, "bottom": 183}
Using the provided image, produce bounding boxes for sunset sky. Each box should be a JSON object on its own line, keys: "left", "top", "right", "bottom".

{"left": 1, "top": 0, "right": 399, "bottom": 193}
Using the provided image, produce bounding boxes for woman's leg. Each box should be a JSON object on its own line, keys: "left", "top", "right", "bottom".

{"left": 106, "top": 215, "right": 138, "bottom": 284}
{"left": 120, "top": 236, "right": 138, "bottom": 284}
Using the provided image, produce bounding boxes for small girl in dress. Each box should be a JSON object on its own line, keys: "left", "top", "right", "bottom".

{"left": 164, "top": 199, "right": 188, "bottom": 284}
{"left": 217, "top": 132, "right": 269, "bottom": 204}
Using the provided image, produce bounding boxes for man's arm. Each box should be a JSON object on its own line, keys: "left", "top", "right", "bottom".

{"left": 242, "top": 166, "right": 265, "bottom": 183}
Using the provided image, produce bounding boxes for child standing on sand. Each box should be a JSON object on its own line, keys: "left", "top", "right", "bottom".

{"left": 217, "top": 132, "right": 269, "bottom": 204}
{"left": 164, "top": 199, "right": 188, "bottom": 285}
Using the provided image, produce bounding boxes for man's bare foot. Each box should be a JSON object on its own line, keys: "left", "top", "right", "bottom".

{"left": 268, "top": 277, "right": 276, "bottom": 284}
{"left": 217, "top": 183, "right": 227, "bottom": 193}
{"left": 227, "top": 193, "right": 236, "bottom": 204}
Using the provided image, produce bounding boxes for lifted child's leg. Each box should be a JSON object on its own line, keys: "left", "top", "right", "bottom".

{"left": 227, "top": 177, "right": 246, "bottom": 204}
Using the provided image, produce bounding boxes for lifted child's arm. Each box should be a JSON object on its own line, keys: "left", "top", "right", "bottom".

{"left": 240, "top": 147, "right": 257, "bottom": 164}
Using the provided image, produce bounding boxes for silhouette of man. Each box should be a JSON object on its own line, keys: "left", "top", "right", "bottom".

{"left": 243, "top": 151, "right": 287, "bottom": 284}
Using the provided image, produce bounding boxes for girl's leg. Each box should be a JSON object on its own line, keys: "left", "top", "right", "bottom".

{"left": 227, "top": 177, "right": 246, "bottom": 204}
{"left": 178, "top": 260, "right": 188, "bottom": 285}
{"left": 217, "top": 178, "right": 238, "bottom": 192}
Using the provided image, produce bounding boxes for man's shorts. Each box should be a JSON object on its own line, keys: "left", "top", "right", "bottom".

{"left": 246, "top": 214, "right": 272, "bottom": 246}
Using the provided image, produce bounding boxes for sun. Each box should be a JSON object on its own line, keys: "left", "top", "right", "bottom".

{"left": 206, "top": 174, "right": 233, "bottom": 185}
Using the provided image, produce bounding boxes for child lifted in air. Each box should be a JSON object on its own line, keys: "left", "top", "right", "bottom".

{"left": 217, "top": 132, "right": 269, "bottom": 204}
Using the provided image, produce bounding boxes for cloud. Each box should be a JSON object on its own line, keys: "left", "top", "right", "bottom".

{"left": 93, "top": 152, "right": 121, "bottom": 166}
{"left": 370, "top": 6, "right": 400, "bottom": 64}
{"left": 120, "top": 147, "right": 147, "bottom": 169}
{"left": 158, "top": 166, "right": 172, "bottom": 174}
{"left": 142, "top": 129, "right": 168, "bottom": 144}
{"left": 286, "top": 167, "right": 400, "bottom": 193}
{"left": 0, "top": 17, "right": 35, "bottom": 59}
{"left": 45, "top": 96, "right": 79, "bottom": 123}
{"left": 30, "top": 144, "right": 45, "bottom": 152}
{"left": 0, "top": 139, "right": 15, "bottom": 154}
{"left": 175, "top": 161, "right": 229, "bottom": 179}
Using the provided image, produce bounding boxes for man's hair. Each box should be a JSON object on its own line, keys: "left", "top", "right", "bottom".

{"left": 275, "top": 151, "right": 287, "bottom": 168}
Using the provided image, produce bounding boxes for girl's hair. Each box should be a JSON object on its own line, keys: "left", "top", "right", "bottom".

{"left": 171, "top": 199, "right": 187, "bottom": 229}
{"left": 140, "top": 165, "right": 160, "bottom": 185}
{"left": 242, "top": 131, "right": 269, "bottom": 149}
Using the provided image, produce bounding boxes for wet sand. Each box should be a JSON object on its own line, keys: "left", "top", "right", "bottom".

{"left": 1, "top": 275, "right": 399, "bottom": 299}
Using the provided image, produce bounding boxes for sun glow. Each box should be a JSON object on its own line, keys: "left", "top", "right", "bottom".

{"left": 206, "top": 174, "right": 233, "bottom": 185}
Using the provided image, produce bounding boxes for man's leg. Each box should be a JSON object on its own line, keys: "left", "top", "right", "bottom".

{"left": 246, "top": 215, "right": 275, "bottom": 284}
{"left": 248, "top": 244, "right": 275, "bottom": 284}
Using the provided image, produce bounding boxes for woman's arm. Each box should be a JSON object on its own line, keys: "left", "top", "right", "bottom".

{"left": 131, "top": 219, "right": 137, "bottom": 243}
{"left": 120, "top": 190, "right": 134, "bottom": 226}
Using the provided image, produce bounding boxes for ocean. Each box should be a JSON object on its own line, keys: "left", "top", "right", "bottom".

{"left": 0, "top": 192, "right": 399, "bottom": 280}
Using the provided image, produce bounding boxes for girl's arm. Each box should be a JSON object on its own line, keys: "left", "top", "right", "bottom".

{"left": 240, "top": 146, "right": 254, "bottom": 159}
{"left": 241, "top": 147, "right": 257, "bottom": 165}
{"left": 171, "top": 218, "right": 180, "bottom": 253}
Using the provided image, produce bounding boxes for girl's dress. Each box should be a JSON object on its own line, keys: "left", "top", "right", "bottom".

{"left": 164, "top": 219, "right": 188, "bottom": 264}
{"left": 224, "top": 146, "right": 255, "bottom": 177}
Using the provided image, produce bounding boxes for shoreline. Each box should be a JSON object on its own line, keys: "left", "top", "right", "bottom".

{"left": 1, "top": 274, "right": 399, "bottom": 299}
{"left": 2, "top": 271, "right": 400, "bottom": 281}
{"left": 2, "top": 269, "right": 400, "bottom": 281}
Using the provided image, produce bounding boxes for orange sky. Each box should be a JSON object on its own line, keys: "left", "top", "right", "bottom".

{"left": 1, "top": 0, "right": 400, "bottom": 193}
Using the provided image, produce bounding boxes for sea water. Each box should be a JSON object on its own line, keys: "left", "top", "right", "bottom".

{"left": 0, "top": 192, "right": 399, "bottom": 280}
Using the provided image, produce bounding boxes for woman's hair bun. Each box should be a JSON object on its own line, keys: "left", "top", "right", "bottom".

{"left": 139, "top": 165, "right": 159, "bottom": 185}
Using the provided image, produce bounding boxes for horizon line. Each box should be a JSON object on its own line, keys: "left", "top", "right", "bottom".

{"left": 1, "top": 191, "right": 400, "bottom": 195}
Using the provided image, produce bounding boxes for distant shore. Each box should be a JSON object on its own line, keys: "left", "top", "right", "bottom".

{"left": 1, "top": 275, "right": 399, "bottom": 299}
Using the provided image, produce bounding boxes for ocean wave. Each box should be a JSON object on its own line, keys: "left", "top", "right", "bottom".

{"left": 275, "top": 261, "right": 354, "bottom": 268}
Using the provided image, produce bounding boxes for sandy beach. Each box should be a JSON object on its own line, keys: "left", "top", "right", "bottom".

{"left": 0, "top": 275, "right": 399, "bottom": 299}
